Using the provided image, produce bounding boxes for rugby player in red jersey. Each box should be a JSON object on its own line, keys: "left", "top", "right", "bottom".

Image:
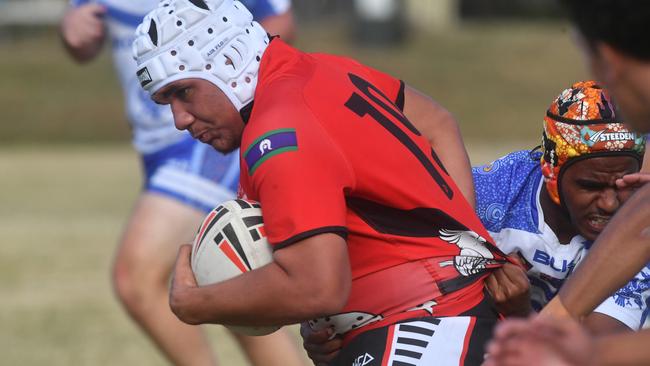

{"left": 133, "top": 0, "right": 513, "bottom": 364}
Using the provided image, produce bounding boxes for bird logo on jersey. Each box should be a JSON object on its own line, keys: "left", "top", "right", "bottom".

{"left": 438, "top": 229, "right": 501, "bottom": 276}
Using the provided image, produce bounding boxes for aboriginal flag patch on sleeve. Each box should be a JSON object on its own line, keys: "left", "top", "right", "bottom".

{"left": 244, "top": 128, "right": 298, "bottom": 174}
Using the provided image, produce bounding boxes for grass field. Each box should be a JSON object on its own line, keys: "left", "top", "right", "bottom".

{"left": 0, "top": 21, "right": 588, "bottom": 365}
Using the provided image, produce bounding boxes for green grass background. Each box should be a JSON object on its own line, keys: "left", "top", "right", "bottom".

{"left": 0, "top": 22, "right": 587, "bottom": 365}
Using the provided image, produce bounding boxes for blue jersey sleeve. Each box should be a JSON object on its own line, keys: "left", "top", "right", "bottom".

{"left": 593, "top": 265, "right": 650, "bottom": 330}
{"left": 472, "top": 150, "right": 542, "bottom": 234}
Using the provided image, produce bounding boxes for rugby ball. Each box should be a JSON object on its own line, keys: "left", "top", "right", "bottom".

{"left": 190, "top": 199, "right": 280, "bottom": 336}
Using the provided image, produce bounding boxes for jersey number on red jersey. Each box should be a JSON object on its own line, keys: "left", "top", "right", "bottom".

{"left": 343, "top": 73, "right": 454, "bottom": 199}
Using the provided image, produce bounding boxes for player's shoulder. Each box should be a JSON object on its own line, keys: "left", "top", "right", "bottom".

{"left": 251, "top": 81, "right": 313, "bottom": 134}
{"left": 311, "top": 52, "right": 398, "bottom": 88}
{"left": 257, "top": 41, "right": 314, "bottom": 94}
{"left": 241, "top": 89, "right": 324, "bottom": 176}
{"left": 473, "top": 150, "right": 542, "bottom": 195}
{"left": 473, "top": 150, "right": 539, "bottom": 178}
{"left": 253, "top": 52, "right": 322, "bottom": 130}
{"left": 473, "top": 150, "right": 542, "bottom": 232}
{"left": 242, "top": 106, "right": 301, "bottom": 149}
{"left": 473, "top": 150, "right": 540, "bottom": 198}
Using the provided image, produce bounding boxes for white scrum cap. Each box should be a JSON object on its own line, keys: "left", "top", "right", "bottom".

{"left": 132, "top": 0, "right": 269, "bottom": 111}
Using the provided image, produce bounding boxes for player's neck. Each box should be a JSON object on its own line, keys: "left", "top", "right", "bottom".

{"left": 540, "top": 188, "right": 578, "bottom": 244}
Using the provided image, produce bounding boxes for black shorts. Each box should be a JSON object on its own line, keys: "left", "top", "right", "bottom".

{"left": 330, "top": 316, "right": 495, "bottom": 366}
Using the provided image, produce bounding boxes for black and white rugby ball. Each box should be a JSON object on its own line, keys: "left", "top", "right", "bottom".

{"left": 191, "top": 199, "right": 279, "bottom": 336}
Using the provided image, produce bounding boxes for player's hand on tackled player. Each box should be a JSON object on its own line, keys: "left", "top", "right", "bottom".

{"left": 616, "top": 172, "right": 650, "bottom": 191}
{"left": 169, "top": 244, "right": 201, "bottom": 325}
{"left": 485, "top": 255, "right": 532, "bottom": 317}
{"left": 483, "top": 315, "right": 594, "bottom": 366}
{"left": 300, "top": 323, "right": 342, "bottom": 366}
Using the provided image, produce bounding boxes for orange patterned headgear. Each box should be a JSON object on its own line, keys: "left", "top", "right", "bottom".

{"left": 541, "top": 81, "right": 646, "bottom": 205}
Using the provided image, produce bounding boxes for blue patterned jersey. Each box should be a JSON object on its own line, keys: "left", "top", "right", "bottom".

{"left": 473, "top": 150, "right": 650, "bottom": 329}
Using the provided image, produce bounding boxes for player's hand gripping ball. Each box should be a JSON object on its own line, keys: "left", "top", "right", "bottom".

{"left": 191, "top": 199, "right": 280, "bottom": 336}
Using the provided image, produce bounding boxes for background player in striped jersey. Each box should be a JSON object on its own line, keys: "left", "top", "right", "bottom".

{"left": 60, "top": 1, "right": 304, "bottom": 365}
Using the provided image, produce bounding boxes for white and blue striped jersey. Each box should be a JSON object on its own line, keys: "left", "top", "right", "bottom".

{"left": 71, "top": 0, "right": 290, "bottom": 154}
{"left": 473, "top": 150, "right": 650, "bottom": 329}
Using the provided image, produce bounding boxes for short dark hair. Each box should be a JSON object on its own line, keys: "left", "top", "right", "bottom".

{"left": 561, "top": 0, "right": 650, "bottom": 61}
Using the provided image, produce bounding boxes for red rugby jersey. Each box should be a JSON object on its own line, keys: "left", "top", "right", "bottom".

{"left": 239, "top": 40, "right": 508, "bottom": 336}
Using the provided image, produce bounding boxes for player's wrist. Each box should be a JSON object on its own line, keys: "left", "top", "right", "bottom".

{"left": 540, "top": 296, "right": 575, "bottom": 319}
{"left": 169, "top": 285, "right": 204, "bottom": 325}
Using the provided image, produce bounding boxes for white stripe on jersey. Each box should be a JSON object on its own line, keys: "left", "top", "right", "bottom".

{"left": 150, "top": 165, "right": 236, "bottom": 207}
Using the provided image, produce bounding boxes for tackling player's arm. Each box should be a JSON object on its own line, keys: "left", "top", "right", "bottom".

{"left": 582, "top": 313, "right": 631, "bottom": 335}
{"left": 403, "top": 86, "right": 476, "bottom": 208}
{"left": 545, "top": 184, "right": 650, "bottom": 319}
{"left": 170, "top": 233, "right": 351, "bottom": 326}
{"left": 60, "top": 3, "right": 107, "bottom": 63}
{"left": 593, "top": 328, "right": 650, "bottom": 365}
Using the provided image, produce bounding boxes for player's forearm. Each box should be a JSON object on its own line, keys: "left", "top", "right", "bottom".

{"left": 403, "top": 86, "right": 476, "bottom": 207}
{"left": 593, "top": 329, "right": 650, "bottom": 366}
{"left": 173, "top": 234, "right": 351, "bottom": 326}
{"left": 558, "top": 184, "right": 650, "bottom": 317}
{"left": 583, "top": 312, "right": 631, "bottom": 336}
{"left": 173, "top": 262, "right": 345, "bottom": 326}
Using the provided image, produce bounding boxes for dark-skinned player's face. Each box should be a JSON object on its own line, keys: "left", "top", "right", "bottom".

{"left": 559, "top": 155, "right": 639, "bottom": 241}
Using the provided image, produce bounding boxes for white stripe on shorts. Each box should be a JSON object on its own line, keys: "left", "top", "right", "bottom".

{"left": 384, "top": 317, "right": 472, "bottom": 366}
{"left": 150, "top": 165, "right": 236, "bottom": 207}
